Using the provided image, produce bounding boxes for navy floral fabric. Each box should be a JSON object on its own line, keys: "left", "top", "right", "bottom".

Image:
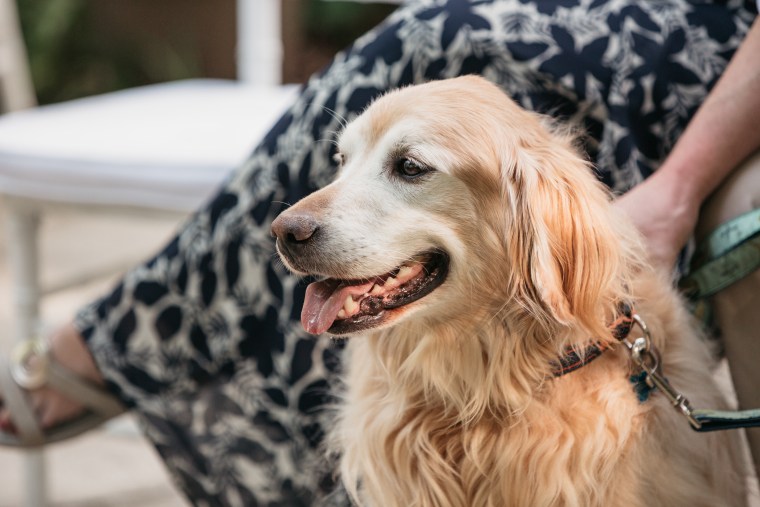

{"left": 75, "top": 0, "right": 755, "bottom": 504}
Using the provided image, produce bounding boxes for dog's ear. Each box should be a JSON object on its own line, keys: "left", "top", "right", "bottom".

{"left": 502, "top": 128, "right": 622, "bottom": 336}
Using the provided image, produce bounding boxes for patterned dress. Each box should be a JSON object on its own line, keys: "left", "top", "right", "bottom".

{"left": 75, "top": 1, "right": 756, "bottom": 504}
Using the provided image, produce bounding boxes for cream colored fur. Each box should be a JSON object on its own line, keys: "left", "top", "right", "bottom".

{"left": 282, "top": 76, "right": 747, "bottom": 506}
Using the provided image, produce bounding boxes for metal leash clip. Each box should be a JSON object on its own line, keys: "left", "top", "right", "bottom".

{"left": 623, "top": 314, "right": 702, "bottom": 430}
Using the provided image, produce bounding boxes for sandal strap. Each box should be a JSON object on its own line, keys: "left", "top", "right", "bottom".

{"left": 1, "top": 337, "right": 124, "bottom": 447}
{"left": 0, "top": 356, "right": 44, "bottom": 446}
{"left": 47, "top": 361, "right": 124, "bottom": 417}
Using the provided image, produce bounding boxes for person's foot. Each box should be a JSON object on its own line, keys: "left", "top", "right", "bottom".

{"left": 0, "top": 322, "right": 105, "bottom": 434}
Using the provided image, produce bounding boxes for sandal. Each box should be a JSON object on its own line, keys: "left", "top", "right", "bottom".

{"left": 0, "top": 337, "right": 125, "bottom": 447}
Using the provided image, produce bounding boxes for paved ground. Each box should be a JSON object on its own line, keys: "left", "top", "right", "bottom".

{"left": 0, "top": 204, "right": 757, "bottom": 506}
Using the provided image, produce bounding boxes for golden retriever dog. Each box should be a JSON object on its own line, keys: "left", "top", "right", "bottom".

{"left": 271, "top": 76, "right": 747, "bottom": 506}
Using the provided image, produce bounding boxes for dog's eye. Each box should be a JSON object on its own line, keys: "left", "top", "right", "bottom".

{"left": 394, "top": 158, "right": 429, "bottom": 180}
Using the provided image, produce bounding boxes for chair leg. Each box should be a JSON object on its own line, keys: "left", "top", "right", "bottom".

{"left": 4, "top": 203, "right": 47, "bottom": 507}
{"left": 696, "top": 151, "right": 760, "bottom": 478}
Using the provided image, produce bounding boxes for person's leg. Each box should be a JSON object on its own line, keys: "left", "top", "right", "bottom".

{"left": 695, "top": 151, "right": 760, "bottom": 477}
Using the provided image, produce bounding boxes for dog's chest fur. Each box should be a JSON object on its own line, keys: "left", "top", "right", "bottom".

{"left": 335, "top": 335, "right": 644, "bottom": 507}
{"left": 331, "top": 284, "right": 745, "bottom": 507}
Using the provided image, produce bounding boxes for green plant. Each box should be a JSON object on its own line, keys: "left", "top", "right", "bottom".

{"left": 304, "top": 1, "right": 396, "bottom": 49}
{"left": 17, "top": 0, "right": 199, "bottom": 104}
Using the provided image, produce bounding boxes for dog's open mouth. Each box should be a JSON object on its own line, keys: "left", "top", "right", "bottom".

{"left": 301, "top": 250, "right": 449, "bottom": 335}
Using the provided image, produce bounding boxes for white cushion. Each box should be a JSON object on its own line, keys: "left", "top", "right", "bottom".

{"left": 0, "top": 79, "right": 299, "bottom": 211}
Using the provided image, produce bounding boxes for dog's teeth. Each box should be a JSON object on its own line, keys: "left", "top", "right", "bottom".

{"left": 344, "top": 295, "right": 359, "bottom": 313}
{"left": 370, "top": 284, "right": 384, "bottom": 295}
{"left": 397, "top": 266, "right": 413, "bottom": 280}
{"left": 384, "top": 277, "right": 400, "bottom": 289}
{"left": 337, "top": 309, "right": 346, "bottom": 319}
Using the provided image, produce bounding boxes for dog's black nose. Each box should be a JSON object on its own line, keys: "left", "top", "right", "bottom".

{"left": 271, "top": 212, "right": 319, "bottom": 245}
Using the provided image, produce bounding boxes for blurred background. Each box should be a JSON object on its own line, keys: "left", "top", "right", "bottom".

{"left": 18, "top": 0, "right": 396, "bottom": 104}
{"left": 0, "top": 1, "right": 396, "bottom": 506}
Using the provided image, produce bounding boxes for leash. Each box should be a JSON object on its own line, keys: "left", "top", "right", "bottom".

{"left": 677, "top": 208, "right": 760, "bottom": 430}
{"left": 679, "top": 208, "right": 760, "bottom": 299}
{"left": 620, "top": 312, "right": 760, "bottom": 432}
{"left": 552, "top": 303, "right": 760, "bottom": 432}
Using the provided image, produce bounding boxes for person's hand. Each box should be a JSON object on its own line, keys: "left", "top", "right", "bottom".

{"left": 612, "top": 20, "right": 760, "bottom": 273}
{"left": 613, "top": 170, "right": 700, "bottom": 272}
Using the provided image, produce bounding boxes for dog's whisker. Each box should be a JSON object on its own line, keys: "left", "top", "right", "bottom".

{"left": 268, "top": 253, "right": 287, "bottom": 268}
{"left": 315, "top": 137, "right": 340, "bottom": 148}
{"left": 323, "top": 128, "right": 341, "bottom": 140}
{"left": 321, "top": 106, "right": 348, "bottom": 129}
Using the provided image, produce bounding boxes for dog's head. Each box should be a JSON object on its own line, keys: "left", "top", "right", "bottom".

{"left": 273, "top": 76, "right": 630, "bottom": 338}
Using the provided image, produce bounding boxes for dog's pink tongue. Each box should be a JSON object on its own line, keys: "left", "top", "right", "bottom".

{"left": 302, "top": 279, "right": 374, "bottom": 334}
